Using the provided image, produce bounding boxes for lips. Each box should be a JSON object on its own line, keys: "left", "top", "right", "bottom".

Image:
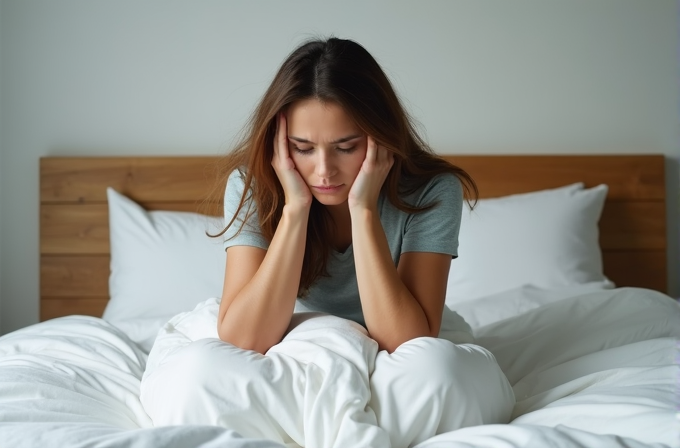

{"left": 313, "top": 184, "right": 343, "bottom": 192}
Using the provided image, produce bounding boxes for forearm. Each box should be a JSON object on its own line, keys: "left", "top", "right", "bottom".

{"left": 218, "top": 205, "right": 309, "bottom": 353}
{"left": 351, "top": 208, "right": 432, "bottom": 352}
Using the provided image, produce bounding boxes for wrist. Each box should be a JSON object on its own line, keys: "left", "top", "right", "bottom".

{"left": 282, "top": 202, "right": 311, "bottom": 221}
{"left": 349, "top": 199, "right": 378, "bottom": 216}
{"left": 349, "top": 205, "right": 377, "bottom": 228}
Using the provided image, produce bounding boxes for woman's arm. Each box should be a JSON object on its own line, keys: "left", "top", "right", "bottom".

{"left": 218, "top": 204, "right": 309, "bottom": 354}
{"left": 351, "top": 210, "right": 451, "bottom": 352}
{"left": 218, "top": 113, "right": 312, "bottom": 354}
{"left": 349, "top": 137, "right": 451, "bottom": 352}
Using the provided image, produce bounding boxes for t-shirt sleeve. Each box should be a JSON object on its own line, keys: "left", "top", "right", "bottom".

{"left": 222, "top": 170, "right": 270, "bottom": 251}
{"left": 401, "top": 174, "right": 463, "bottom": 257}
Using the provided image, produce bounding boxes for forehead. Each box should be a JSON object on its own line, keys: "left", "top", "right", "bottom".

{"left": 287, "top": 99, "right": 360, "bottom": 137}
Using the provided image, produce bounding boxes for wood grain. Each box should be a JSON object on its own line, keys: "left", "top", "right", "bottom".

{"left": 444, "top": 154, "right": 665, "bottom": 200}
{"left": 603, "top": 250, "right": 667, "bottom": 292}
{"left": 41, "top": 298, "right": 108, "bottom": 321}
{"left": 41, "top": 204, "right": 110, "bottom": 254}
{"left": 41, "top": 255, "right": 109, "bottom": 297}
{"left": 599, "top": 201, "right": 666, "bottom": 250}
{"left": 40, "top": 202, "right": 222, "bottom": 254}
{"left": 41, "top": 156, "right": 221, "bottom": 203}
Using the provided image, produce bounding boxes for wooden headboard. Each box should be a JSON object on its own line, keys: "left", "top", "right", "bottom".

{"left": 40, "top": 155, "right": 667, "bottom": 321}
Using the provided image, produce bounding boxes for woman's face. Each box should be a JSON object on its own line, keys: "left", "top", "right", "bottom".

{"left": 286, "top": 99, "right": 367, "bottom": 207}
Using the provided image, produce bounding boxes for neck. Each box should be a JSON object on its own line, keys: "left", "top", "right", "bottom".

{"left": 325, "top": 202, "right": 352, "bottom": 252}
{"left": 325, "top": 202, "right": 350, "bottom": 228}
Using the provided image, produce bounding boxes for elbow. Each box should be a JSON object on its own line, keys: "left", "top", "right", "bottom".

{"left": 217, "top": 319, "right": 271, "bottom": 355}
{"left": 375, "top": 326, "right": 440, "bottom": 354}
{"left": 377, "top": 341, "right": 400, "bottom": 354}
{"left": 375, "top": 333, "right": 416, "bottom": 354}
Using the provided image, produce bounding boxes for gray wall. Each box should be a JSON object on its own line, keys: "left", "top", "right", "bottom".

{"left": 1, "top": 0, "right": 678, "bottom": 334}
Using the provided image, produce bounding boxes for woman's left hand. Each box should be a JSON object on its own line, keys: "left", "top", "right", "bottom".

{"left": 348, "top": 136, "right": 394, "bottom": 212}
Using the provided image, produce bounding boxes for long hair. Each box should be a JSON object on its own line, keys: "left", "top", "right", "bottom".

{"left": 206, "top": 37, "right": 477, "bottom": 296}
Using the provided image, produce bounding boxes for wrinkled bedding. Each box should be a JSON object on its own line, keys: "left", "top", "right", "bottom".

{"left": 0, "top": 287, "right": 678, "bottom": 448}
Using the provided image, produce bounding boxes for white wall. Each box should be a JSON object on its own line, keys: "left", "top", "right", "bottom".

{"left": 1, "top": 0, "right": 678, "bottom": 334}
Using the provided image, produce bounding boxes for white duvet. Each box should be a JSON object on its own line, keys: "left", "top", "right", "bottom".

{"left": 0, "top": 287, "right": 678, "bottom": 448}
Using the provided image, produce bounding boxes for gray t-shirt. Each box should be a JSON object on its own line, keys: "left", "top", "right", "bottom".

{"left": 223, "top": 170, "right": 463, "bottom": 327}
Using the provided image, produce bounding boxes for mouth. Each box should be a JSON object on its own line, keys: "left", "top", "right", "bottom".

{"left": 312, "top": 184, "right": 344, "bottom": 193}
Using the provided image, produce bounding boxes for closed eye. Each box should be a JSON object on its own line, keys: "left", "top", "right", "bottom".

{"left": 337, "top": 146, "right": 357, "bottom": 154}
{"left": 291, "top": 145, "right": 356, "bottom": 155}
{"left": 292, "top": 145, "right": 313, "bottom": 155}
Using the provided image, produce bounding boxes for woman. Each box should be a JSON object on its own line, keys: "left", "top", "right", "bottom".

{"left": 141, "top": 37, "right": 514, "bottom": 448}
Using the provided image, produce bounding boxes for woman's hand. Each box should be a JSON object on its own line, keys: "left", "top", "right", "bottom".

{"left": 271, "top": 113, "right": 313, "bottom": 209}
{"left": 348, "top": 136, "right": 394, "bottom": 212}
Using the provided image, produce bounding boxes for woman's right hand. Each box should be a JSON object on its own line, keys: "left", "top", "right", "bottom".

{"left": 271, "top": 112, "right": 313, "bottom": 210}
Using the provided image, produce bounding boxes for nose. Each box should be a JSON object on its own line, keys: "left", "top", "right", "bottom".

{"left": 315, "top": 149, "right": 338, "bottom": 180}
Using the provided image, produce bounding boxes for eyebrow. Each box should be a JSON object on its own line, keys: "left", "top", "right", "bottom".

{"left": 288, "top": 135, "right": 361, "bottom": 145}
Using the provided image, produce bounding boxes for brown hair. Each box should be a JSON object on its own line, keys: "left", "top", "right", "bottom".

{"left": 207, "top": 37, "right": 477, "bottom": 295}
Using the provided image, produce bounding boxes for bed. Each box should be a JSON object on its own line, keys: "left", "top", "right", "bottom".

{"left": 0, "top": 154, "right": 677, "bottom": 447}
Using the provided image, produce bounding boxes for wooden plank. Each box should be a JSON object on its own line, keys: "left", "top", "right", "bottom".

{"left": 40, "top": 202, "right": 221, "bottom": 254}
{"left": 603, "top": 250, "right": 667, "bottom": 293}
{"left": 41, "top": 255, "right": 109, "bottom": 297}
{"left": 41, "top": 298, "right": 109, "bottom": 321}
{"left": 599, "top": 201, "right": 666, "bottom": 250}
{"left": 442, "top": 155, "right": 665, "bottom": 200}
{"left": 41, "top": 156, "right": 221, "bottom": 203}
{"left": 41, "top": 204, "right": 110, "bottom": 254}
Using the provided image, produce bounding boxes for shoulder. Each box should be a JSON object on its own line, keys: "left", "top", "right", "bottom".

{"left": 404, "top": 173, "right": 463, "bottom": 207}
{"left": 223, "top": 168, "right": 254, "bottom": 214}
{"left": 390, "top": 173, "right": 464, "bottom": 255}
{"left": 425, "top": 173, "right": 463, "bottom": 193}
{"left": 226, "top": 168, "right": 247, "bottom": 185}
{"left": 224, "top": 168, "right": 249, "bottom": 196}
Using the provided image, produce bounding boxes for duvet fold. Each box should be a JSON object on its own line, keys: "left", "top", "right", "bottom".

{"left": 140, "top": 298, "right": 391, "bottom": 448}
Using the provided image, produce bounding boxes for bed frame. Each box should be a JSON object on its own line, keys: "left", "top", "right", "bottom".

{"left": 39, "top": 155, "right": 667, "bottom": 321}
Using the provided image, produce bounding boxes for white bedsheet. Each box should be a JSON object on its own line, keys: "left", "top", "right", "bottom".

{"left": 0, "top": 287, "right": 678, "bottom": 448}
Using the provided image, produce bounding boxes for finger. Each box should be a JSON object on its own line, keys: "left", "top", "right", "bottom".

{"left": 273, "top": 113, "right": 281, "bottom": 160}
{"left": 366, "top": 136, "right": 378, "bottom": 163}
{"left": 277, "top": 113, "right": 288, "bottom": 163}
{"left": 381, "top": 147, "right": 394, "bottom": 165}
{"left": 385, "top": 150, "right": 395, "bottom": 170}
{"left": 375, "top": 144, "right": 386, "bottom": 162}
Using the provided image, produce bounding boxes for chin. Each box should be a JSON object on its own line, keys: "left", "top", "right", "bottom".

{"left": 313, "top": 195, "right": 349, "bottom": 207}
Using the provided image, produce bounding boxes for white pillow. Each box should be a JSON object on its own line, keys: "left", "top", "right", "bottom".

{"left": 451, "top": 282, "right": 619, "bottom": 330}
{"left": 446, "top": 183, "right": 614, "bottom": 304}
{"left": 103, "top": 188, "right": 226, "bottom": 329}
